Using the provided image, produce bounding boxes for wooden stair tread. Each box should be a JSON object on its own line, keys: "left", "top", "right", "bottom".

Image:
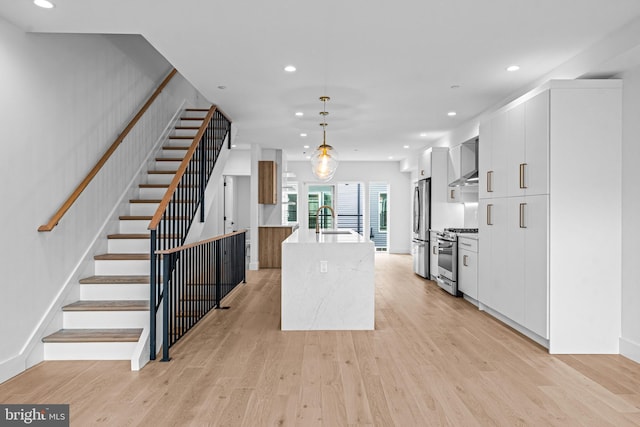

{"left": 148, "top": 170, "right": 178, "bottom": 174}
{"left": 62, "top": 300, "right": 149, "bottom": 311}
{"left": 94, "top": 253, "right": 150, "bottom": 261}
{"left": 169, "top": 136, "right": 196, "bottom": 140}
{"left": 42, "top": 328, "right": 143, "bottom": 343}
{"left": 186, "top": 108, "right": 209, "bottom": 112}
{"left": 175, "top": 126, "right": 199, "bottom": 130}
{"left": 180, "top": 117, "right": 205, "bottom": 120}
{"left": 139, "top": 184, "right": 169, "bottom": 188}
{"left": 79, "top": 275, "right": 149, "bottom": 284}
{"left": 155, "top": 157, "right": 185, "bottom": 162}
{"left": 162, "top": 146, "right": 189, "bottom": 150}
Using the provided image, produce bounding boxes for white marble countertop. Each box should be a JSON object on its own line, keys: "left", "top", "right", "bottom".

{"left": 283, "top": 229, "right": 371, "bottom": 244}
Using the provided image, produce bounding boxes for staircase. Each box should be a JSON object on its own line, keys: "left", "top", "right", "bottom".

{"left": 42, "top": 109, "right": 210, "bottom": 363}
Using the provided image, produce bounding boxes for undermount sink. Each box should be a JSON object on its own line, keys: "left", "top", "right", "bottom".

{"left": 321, "top": 229, "right": 352, "bottom": 234}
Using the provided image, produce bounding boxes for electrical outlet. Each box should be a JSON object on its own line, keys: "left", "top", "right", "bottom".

{"left": 320, "top": 260, "right": 328, "bottom": 273}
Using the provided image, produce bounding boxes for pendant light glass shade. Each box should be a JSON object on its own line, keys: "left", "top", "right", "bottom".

{"left": 311, "top": 96, "right": 339, "bottom": 181}
{"left": 311, "top": 140, "right": 339, "bottom": 182}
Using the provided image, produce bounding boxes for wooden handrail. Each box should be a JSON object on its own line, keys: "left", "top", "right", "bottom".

{"left": 38, "top": 68, "right": 178, "bottom": 232}
{"left": 155, "top": 230, "right": 247, "bottom": 255}
{"left": 148, "top": 105, "right": 218, "bottom": 231}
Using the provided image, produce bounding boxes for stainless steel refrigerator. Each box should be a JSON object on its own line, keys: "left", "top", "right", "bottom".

{"left": 412, "top": 178, "right": 430, "bottom": 278}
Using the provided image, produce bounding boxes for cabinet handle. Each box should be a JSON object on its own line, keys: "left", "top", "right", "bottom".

{"left": 432, "top": 246, "right": 437, "bottom": 255}
{"left": 450, "top": 189, "right": 455, "bottom": 199}
{"left": 487, "top": 171, "right": 494, "bottom": 192}
{"left": 519, "top": 163, "right": 528, "bottom": 189}
{"left": 519, "top": 203, "right": 527, "bottom": 228}
{"left": 487, "top": 204, "right": 493, "bottom": 225}
{"left": 463, "top": 255, "right": 469, "bottom": 266}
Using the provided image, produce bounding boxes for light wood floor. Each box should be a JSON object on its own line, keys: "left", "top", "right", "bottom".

{"left": 1, "top": 254, "right": 639, "bottom": 426}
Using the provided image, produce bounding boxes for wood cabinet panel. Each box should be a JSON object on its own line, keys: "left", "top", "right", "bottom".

{"left": 258, "top": 161, "right": 277, "bottom": 204}
{"left": 259, "top": 226, "right": 294, "bottom": 268}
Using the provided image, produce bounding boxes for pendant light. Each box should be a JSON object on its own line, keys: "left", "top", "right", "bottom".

{"left": 311, "top": 96, "right": 339, "bottom": 181}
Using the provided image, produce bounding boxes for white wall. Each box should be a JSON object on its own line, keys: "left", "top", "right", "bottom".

{"left": 0, "top": 18, "right": 206, "bottom": 382}
{"left": 287, "top": 161, "right": 412, "bottom": 254}
{"left": 619, "top": 66, "right": 640, "bottom": 363}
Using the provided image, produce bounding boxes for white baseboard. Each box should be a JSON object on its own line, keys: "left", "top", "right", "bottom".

{"left": 479, "top": 303, "right": 550, "bottom": 349}
{"left": 620, "top": 336, "right": 640, "bottom": 364}
{"left": 0, "top": 355, "right": 26, "bottom": 384}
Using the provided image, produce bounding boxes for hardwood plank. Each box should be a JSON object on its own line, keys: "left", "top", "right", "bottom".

{"left": 42, "top": 329, "right": 142, "bottom": 343}
{"left": 62, "top": 300, "right": 149, "bottom": 311}
{"left": 1, "top": 254, "right": 639, "bottom": 426}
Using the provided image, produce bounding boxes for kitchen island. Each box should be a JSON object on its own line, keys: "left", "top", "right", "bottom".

{"left": 281, "top": 228, "right": 375, "bottom": 331}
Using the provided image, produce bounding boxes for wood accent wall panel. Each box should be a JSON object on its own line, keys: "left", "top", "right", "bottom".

{"left": 259, "top": 226, "right": 293, "bottom": 268}
{"left": 258, "top": 161, "right": 277, "bottom": 204}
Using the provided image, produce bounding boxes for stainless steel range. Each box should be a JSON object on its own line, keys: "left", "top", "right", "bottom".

{"left": 436, "top": 228, "right": 478, "bottom": 296}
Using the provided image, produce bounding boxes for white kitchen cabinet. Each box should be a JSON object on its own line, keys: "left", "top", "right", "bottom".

{"left": 478, "top": 80, "right": 621, "bottom": 353}
{"left": 506, "top": 92, "right": 550, "bottom": 197}
{"left": 457, "top": 237, "right": 478, "bottom": 300}
{"left": 479, "top": 109, "right": 509, "bottom": 199}
{"left": 478, "top": 198, "right": 513, "bottom": 319}
{"left": 429, "top": 231, "right": 439, "bottom": 281}
{"left": 418, "top": 149, "right": 432, "bottom": 178}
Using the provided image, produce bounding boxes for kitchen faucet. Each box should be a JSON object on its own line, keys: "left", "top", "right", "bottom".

{"left": 315, "top": 205, "right": 335, "bottom": 234}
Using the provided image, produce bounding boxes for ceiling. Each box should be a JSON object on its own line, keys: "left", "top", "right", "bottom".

{"left": 3, "top": 0, "right": 640, "bottom": 163}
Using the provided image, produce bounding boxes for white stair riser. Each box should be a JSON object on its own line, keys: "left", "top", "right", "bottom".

{"left": 130, "top": 203, "right": 160, "bottom": 216}
{"left": 108, "top": 239, "right": 149, "bottom": 254}
{"left": 146, "top": 174, "right": 174, "bottom": 185}
{"left": 172, "top": 129, "right": 198, "bottom": 137}
{"left": 63, "top": 311, "right": 148, "bottom": 329}
{"left": 180, "top": 119, "right": 204, "bottom": 127}
{"left": 80, "top": 284, "right": 149, "bottom": 301}
{"left": 139, "top": 187, "right": 168, "bottom": 199}
{"left": 95, "top": 259, "right": 150, "bottom": 275}
{"left": 155, "top": 160, "right": 183, "bottom": 171}
{"left": 44, "top": 342, "right": 138, "bottom": 361}
{"left": 119, "top": 219, "right": 151, "bottom": 233}
{"left": 161, "top": 148, "right": 189, "bottom": 158}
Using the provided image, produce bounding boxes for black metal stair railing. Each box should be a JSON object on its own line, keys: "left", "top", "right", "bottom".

{"left": 148, "top": 106, "right": 232, "bottom": 360}
{"left": 157, "top": 231, "right": 246, "bottom": 361}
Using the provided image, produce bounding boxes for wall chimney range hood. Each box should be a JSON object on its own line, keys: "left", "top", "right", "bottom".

{"left": 448, "top": 137, "right": 478, "bottom": 187}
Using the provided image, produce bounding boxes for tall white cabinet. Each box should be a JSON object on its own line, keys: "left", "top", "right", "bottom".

{"left": 478, "top": 80, "right": 622, "bottom": 353}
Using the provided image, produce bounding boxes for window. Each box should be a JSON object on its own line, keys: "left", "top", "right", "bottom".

{"left": 378, "top": 192, "right": 388, "bottom": 232}
{"left": 282, "top": 182, "right": 298, "bottom": 224}
{"left": 308, "top": 185, "right": 334, "bottom": 229}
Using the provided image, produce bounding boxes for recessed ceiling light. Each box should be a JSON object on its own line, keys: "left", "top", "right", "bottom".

{"left": 231, "top": 144, "right": 237, "bottom": 148}
{"left": 295, "top": 112, "right": 303, "bottom": 117}
{"left": 34, "top": 0, "right": 54, "bottom": 8}
{"left": 506, "top": 65, "right": 520, "bottom": 72}
{"left": 388, "top": 156, "right": 394, "bottom": 160}
{"left": 284, "top": 65, "right": 296, "bottom": 72}
{"left": 300, "top": 133, "right": 307, "bottom": 138}
{"left": 448, "top": 111, "right": 457, "bottom": 117}
{"left": 403, "top": 145, "right": 410, "bottom": 149}
{"left": 306, "top": 155, "right": 311, "bottom": 159}
{"left": 420, "top": 133, "right": 427, "bottom": 137}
